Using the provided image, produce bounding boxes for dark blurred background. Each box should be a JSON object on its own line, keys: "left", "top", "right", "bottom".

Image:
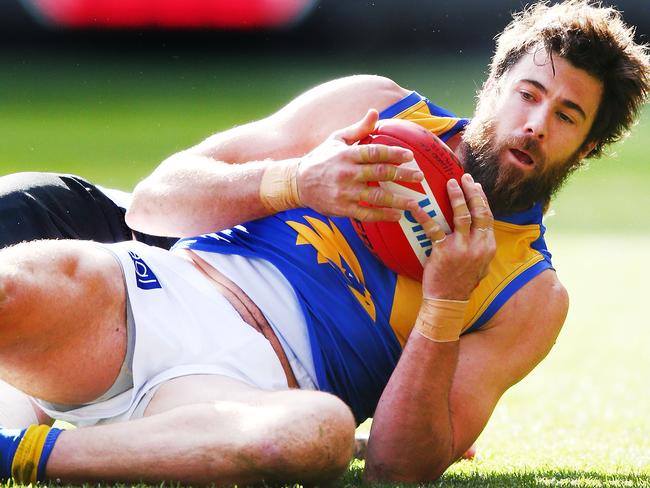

{"left": 1, "top": 1, "right": 648, "bottom": 53}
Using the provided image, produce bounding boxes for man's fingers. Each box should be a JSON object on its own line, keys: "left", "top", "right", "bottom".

{"left": 354, "top": 144, "right": 414, "bottom": 166}
{"left": 467, "top": 195, "right": 486, "bottom": 209}
{"left": 352, "top": 205, "right": 402, "bottom": 222}
{"left": 409, "top": 203, "right": 446, "bottom": 243}
{"left": 461, "top": 175, "right": 494, "bottom": 233}
{"left": 448, "top": 177, "right": 472, "bottom": 236}
{"left": 334, "top": 109, "right": 380, "bottom": 145}
{"left": 358, "top": 161, "right": 386, "bottom": 182}
{"left": 356, "top": 162, "right": 423, "bottom": 184}
{"left": 359, "top": 186, "right": 413, "bottom": 210}
{"left": 358, "top": 144, "right": 383, "bottom": 163}
{"left": 475, "top": 182, "right": 495, "bottom": 230}
{"left": 423, "top": 217, "right": 447, "bottom": 245}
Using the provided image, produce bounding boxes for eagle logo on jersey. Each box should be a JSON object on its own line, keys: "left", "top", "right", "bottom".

{"left": 286, "top": 216, "right": 376, "bottom": 321}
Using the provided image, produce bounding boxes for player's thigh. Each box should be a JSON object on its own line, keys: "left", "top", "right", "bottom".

{"left": 0, "top": 239, "right": 126, "bottom": 405}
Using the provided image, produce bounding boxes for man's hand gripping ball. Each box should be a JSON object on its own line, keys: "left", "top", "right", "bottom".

{"left": 351, "top": 118, "right": 467, "bottom": 280}
{"left": 294, "top": 110, "right": 424, "bottom": 220}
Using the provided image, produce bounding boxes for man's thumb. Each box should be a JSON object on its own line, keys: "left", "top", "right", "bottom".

{"left": 335, "top": 109, "right": 379, "bottom": 144}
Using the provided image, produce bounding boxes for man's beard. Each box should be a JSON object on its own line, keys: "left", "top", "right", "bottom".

{"left": 460, "top": 117, "right": 582, "bottom": 216}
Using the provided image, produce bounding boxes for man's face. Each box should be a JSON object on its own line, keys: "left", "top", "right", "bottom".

{"left": 461, "top": 50, "right": 603, "bottom": 215}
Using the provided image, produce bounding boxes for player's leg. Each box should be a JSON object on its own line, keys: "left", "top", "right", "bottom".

{"left": 0, "top": 172, "right": 132, "bottom": 248}
{"left": 44, "top": 375, "right": 355, "bottom": 486}
{"left": 0, "top": 239, "right": 127, "bottom": 405}
{"left": 1, "top": 239, "right": 355, "bottom": 485}
{"left": 0, "top": 239, "right": 130, "bottom": 482}
{"left": 0, "top": 172, "right": 175, "bottom": 249}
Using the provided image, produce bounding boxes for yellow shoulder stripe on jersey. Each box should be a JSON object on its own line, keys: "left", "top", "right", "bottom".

{"left": 391, "top": 100, "right": 460, "bottom": 135}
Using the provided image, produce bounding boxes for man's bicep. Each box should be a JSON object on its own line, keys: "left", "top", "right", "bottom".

{"left": 189, "top": 117, "right": 293, "bottom": 163}
{"left": 448, "top": 271, "right": 569, "bottom": 458}
{"left": 191, "top": 75, "right": 410, "bottom": 162}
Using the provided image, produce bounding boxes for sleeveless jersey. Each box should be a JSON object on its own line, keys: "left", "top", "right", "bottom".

{"left": 174, "top": 92, "right": 554, "bottom": 422}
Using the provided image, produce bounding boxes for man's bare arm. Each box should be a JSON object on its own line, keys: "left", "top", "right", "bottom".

{"left": 448, "top": 271, "right": 568, "bottom": 456}
{"left": 126, "top": 75, "right": 416, "bottom": 237}
{"left": 366, "top": 269, "right": 568, "bottom": 481}
{"left": 365, "top": 181, "right": 568, "bottom": 481}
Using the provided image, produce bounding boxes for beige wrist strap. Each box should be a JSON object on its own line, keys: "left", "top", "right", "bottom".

{"left": 414, "top": 297, "right": 469, "bottom": 343}
{"left": 259, "top": 159, "right": 302, "bottom": 212}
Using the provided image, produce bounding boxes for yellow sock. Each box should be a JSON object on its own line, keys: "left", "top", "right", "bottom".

{"left": 11, "top": 425, "right": 59, "bottom": 484}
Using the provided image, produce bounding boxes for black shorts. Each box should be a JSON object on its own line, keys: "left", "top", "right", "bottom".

{"left": 0, "top": 172, "right": 175, "bottom": 249}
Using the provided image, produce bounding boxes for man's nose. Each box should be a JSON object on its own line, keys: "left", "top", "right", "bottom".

{"left": 524, "top": 107, "right": 548, "bottom": 140}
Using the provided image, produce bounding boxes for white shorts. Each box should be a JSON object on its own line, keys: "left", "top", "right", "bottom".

{"left": 35, "top": 241, "right": 290, "bottom": 426}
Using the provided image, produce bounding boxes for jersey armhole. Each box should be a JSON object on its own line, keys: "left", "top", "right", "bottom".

{"left": 464, "top": 258, "right": 554, "bottom": 334}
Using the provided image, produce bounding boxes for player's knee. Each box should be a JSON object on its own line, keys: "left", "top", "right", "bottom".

{"left": 0, "top": 250, "right": 39, "bottom": 345}
{"left": 0, "top": 241, "right": 72, "bottom": 303}
{"left": 0, "top": 241, "right": 120, "bottom": 342}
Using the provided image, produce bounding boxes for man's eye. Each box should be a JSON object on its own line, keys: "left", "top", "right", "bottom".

{"left": 557, "top": 112, "right": 575, "bottom": 124}
{"left": 520, "top": 91, "right": 534, "bottom": 101}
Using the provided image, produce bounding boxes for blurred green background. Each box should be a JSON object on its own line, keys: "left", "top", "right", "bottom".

{"left": 1, "top": 48, "right": 648, "bottom": 234}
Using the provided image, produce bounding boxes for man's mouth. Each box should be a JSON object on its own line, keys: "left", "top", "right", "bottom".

{"left": 509, "top": 148, "right": 534, "bottom": 167}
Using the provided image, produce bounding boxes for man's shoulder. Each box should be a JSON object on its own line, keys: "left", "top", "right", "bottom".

{"left": 269, "top": 75, "right": 414, "bottom": 151}
{"left": 522, "top": 269, "right": 569, "bottom": 313}
{"left": 319, "top": 75, "right": 411, "bottom": 111}
{"left": 466, "top": 269, "right": 568, "bottom": 387}
{"left": 329, "top": 74, "right": 407, "bottom": 94}
{"left": 486, "top": 269, "right": 568, "bottom": 339}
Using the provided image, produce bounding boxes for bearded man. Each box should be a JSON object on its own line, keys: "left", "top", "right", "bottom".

{"left": 1, "top": 0, "right": 649, "bottom": 485}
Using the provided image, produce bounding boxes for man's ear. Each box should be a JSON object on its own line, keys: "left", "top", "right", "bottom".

{"left": 481, "top": 76, "right": 498, "bottom": 95}
{"left": 579, "top": 141, "right": 597, "bottom": 159}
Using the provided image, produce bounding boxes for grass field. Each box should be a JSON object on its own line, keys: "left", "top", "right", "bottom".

{"left": 1, "top": 47, "right": 649, "bottom": 487}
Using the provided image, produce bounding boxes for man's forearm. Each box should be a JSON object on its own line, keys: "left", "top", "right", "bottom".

{"left": 127, "top": 153, "right": 279, "bottom": 237}
{"left": 127, "top": 110, "right": 419, "bottom": 238}
{"left": 365, "top": 333, "right": 459, "bottom": 482}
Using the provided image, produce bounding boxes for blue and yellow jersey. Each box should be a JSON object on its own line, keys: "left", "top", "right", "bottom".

{"left": 379, "top": 93, "right": 553, "bottom": 341}
{"left": 174, "top": 92, "right": 554, "bottom": 423}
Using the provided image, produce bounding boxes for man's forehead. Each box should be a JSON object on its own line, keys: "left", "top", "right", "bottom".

{"left": 504, "top": 51, "right": 603, "bottom": 120}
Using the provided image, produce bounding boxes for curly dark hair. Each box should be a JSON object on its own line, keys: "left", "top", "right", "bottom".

{"left": 486, "top": 0, "right": 650, "bottom": 157}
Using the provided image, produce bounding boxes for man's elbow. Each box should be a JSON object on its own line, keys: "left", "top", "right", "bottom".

{"left": 364, "top": 453, "right": 452, "bottom": 483}
{"left": 125, "top": 175, "right": 170, "bottom": 235}
{"left": 124, "top": 181, "right": 151, "bottom": 232}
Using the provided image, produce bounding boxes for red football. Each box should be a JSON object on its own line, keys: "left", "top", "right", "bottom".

{"left": 352, "top": 119, "right": 464, "bottom": 280}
